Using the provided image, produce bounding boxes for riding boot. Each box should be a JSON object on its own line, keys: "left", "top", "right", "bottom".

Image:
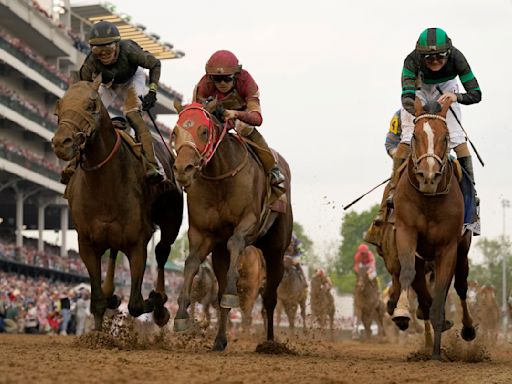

{"left": 458, "top": 155, "right": 480, "bottom": 218}
{"left": 245, "top": 128, "right": 285, "bottom": 190}
{"left": 126, "top": 111, "right": 163, "bottom": 183}
{"left": 60, "top": 156, "right": 78, "bottom": 185}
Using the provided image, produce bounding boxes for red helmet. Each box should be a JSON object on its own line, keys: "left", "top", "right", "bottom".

{"left": 205, "top": 50, "right": 242, "bottom": 75}
{"left": 358, "top": 244, "right": 369, "bottom": 253}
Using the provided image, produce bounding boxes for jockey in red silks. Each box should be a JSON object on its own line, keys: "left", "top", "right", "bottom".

{"left": 353, "top": 244, "right": 377, "bottom": 281}
{"left": 193, "top": 50, "right": 285, "bottom": 192}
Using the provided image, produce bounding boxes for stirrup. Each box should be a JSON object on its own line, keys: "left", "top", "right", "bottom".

{"left": 270, "top": 166, "right": 285, "bottom": 188}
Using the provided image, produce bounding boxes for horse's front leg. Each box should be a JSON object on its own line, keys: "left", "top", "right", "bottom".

{"left": 150, "top": 239, "right": 173, "bottom": 327}
{"left": 430, "top": 243, "right": 458, "bottom": 360}
{"left": 102, "top": 249, "right": 121, "bottom": 310}
{"left": 174, "top": 230, "right": 213, "bottom": 332}
{"left": 211, "top": 246, "right": 230, "bottom": 351}
{"left": 222, "top": 227, "right": 252, "bottom": 308}
{"left": 127, "top": 243, "right": 152, "bottom": 318}
{"left": 392, "top": 226, "right": 417, "bottom": 330}
{"left": 79, "top": 241, "right": 106, "bottom": 331}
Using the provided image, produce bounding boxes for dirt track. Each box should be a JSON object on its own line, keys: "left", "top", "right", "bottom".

{"left": 1, "top": 326, "right": 512, "bottom": 384}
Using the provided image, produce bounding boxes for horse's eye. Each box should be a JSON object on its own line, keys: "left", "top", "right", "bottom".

{"left": 198, "top": 125, "right": 209, "bottom": 142}
{"left": 88, "top": 99, "right": 97, "bottom": 112}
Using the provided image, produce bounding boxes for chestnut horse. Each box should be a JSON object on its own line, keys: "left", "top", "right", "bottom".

{"left": 171, "top": 103, "right": 293, "bottom": 351}
{"left": 276, "top": 256, "right": 308, "bottom": 330}
{"left": 51, "top": 75, "right": 183, "bottom": 330}
{"left": 354, "top": 266, "right": 385, "bottom": 339}
{"left": 388, "top": 98, "right": 475, "bottom": 359}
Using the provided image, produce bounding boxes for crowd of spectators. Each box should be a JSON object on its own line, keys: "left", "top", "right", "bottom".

{"left": 0, "top": 271, "right": 93, "bottom": 335}
{"left": 29, "top": 0, "right": 90, "bottom": 55}
{"left": 0, "top": 83, "right": 57, "bottom": 131}
{"left": 0, "top": 137, "right": 61, "bottom": 179}
{"left": 0, "top": 27, "right": 69, "bottom": 89}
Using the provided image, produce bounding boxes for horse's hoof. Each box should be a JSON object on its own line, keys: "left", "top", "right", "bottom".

{"left": 442, "top": 320, "right": 454, "bottom": 332}
{"left": 431, "top": 353, "right": 443, "bottom": 361}
{"left": 220, "top": 294, "right": 239, "bottom": 308}
{"left": 154, "top": 307, "right": 170, "bottom": 327}
{"left": 392, "top": 316, "right": 410, "bottom": 331}
{"left": 142, "top": 299, "right": 155, "bottom": 313}
{"left": 212, "top": 338, "right": 227, "bottom": 352}
{"left": 173, "top": 318, "right": 190, "bottom": 332}
{"left": 106, "top": 295, "right": 121, "bottom": 310}
{"left": 461, "top": 325, "right": 476, "bottom": 341}
{"left": 149, "top": 290, "right": 168, "bottom": 306}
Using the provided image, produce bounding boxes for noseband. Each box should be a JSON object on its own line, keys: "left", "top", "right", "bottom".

{"left": 57, "top": 99, "right": 121, "bottom": 171}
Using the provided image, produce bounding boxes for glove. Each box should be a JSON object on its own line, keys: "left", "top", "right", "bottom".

{"left": 142, "top": 91, "right": 157, "bottom": 111}
{"left": 101, "top": 70, "right": 114, "bottom": 84}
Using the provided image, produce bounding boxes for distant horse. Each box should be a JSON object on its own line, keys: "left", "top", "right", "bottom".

{"left": 51, "top": 75, "right": 183, "bottom": 330}
{"left": 387, "top": 98, "right": 476, "bottom": 359}
{"left": 238, "top": 246, "right": 266, "bottom": 334}
{"left": 310, "top": 273, "right": 335, "bottom": 331}
{"left": 476, "top": 285, "right": 500, "bottom": 343}
{"left": 354, "top": 266, "right": 385, "bottom": 339}
{"left": 276, "top": 256, "right": 308, "bottom": 330}
{"left": 171, "top": 103, "right": 293, "bottom": 351}
{"left": 190, "top": 259, "right": 219, "bottom": 327}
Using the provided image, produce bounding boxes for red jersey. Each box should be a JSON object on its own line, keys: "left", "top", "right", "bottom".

{"left": 354, "top": 249, "right": 376, "bottom": 274}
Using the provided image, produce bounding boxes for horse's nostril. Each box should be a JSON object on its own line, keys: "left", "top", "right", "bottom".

{"left": 63, "top": 137, "right": 73, "bottom": 146}
{"left": 184, "top": 164, "right": 194, "bottom": 173}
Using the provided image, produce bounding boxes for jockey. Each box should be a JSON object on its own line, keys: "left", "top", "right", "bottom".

{"left": 366, "top": 28, "right": 481, "bottom": 243}
{"left": 353, "top": 244, "right": 377, "bottom": 281}
{"left": 285, "top": 232, "right": 307, "bottom": 284}
{"left": 314, "top": 268, "right": 333, "bottom": 290}
{"left": 60, "top": 20, "right": 163, "bottom": 184}
{"left": 194, "top": 50, "right": 285, "bottom": 191}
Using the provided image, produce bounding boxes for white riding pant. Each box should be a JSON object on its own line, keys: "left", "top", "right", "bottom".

{"left": 98, "top": 67, "right": 146, "bottom": 114}
{"left": 400, "top": 79, "right": 466, "bottom": 149}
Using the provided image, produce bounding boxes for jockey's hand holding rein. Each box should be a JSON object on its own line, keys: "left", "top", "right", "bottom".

{"left": 224, "top": 109, "right": 238, "bottom": 121}
{"left": 438, "top": 92, "right": 457, "bottom": 104}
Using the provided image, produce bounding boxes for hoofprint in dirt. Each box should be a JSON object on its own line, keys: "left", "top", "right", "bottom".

{"left": 1, "top": 328, "right": 512, "bottom": 384}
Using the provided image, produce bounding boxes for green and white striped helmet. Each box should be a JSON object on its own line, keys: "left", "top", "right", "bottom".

{"left": 416, "top": 28, "right": 452, "bottom": 55}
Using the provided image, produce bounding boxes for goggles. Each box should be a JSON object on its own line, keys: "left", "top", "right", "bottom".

{"left": 210, "top": 75, "right": 235, "bottom": 84}
{"left": 423, "top": 51, "right": 449, "bottom": 62}
{"left": 91, "top": 42, "right": 117, "bottom": 56}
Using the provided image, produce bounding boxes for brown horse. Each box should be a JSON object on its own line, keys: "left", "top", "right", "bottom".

{"left": 171, "top": 103, "right": 293, "bottom": 351}
{"left": 310, "top": 273, "right": 335, "bottom": 331}
{"left": 238, "top": 245, "right": 266, "bottom": 334}
{"left": 388, "top": 98, "right": 476, "bottom": 359}
{"left": 190, "top": 259, "right": 219, "bottom": 327}
{"left": 51, "top": 75, "right": 183, "bottom": 330}
{"left": 475, "top": 285, "right": 500, "bottom": 343}
{"left": 276, "top": 256, "right": 308, "bottom": 330}
{"left": 354, "top": 266, "right": 385, "bottom": 339}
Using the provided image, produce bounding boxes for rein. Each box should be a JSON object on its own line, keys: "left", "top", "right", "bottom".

{"left": 408, "top": 113, "right": 452, "bottom": 196}
{"left": 175, "top": 105, "right": 250, "bottom": 181}
{"left": 80, "top": 128, "right": 122, "bottom": 171}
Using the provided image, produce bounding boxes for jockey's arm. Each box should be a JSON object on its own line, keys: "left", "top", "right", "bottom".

{"left": 400, "top": 51, "right": 419, "bottom": 115}
{"left": 452, "top": 47, "right": 482, "bottom": 105}
{"left": 133, "top": 47, "right": 161, "bottom": 90}
{"left": 79, "top": 54, "right": 96, "bottom": 81}
{"left": 231, "top": 97, "right": 262, "bottom": 126}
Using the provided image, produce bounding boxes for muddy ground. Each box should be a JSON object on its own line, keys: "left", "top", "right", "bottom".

{"left": 1, "top": 322, "right": 511, "bottom": 384}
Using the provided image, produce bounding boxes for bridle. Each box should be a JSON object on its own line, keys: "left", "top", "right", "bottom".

{"left": 172, "top": 105, "right": 248, "bottom": 180}
{"left": 56, "top": 95, "right": 121, "bottom": 172}
{"left": 409, "top": 113, "right": 452, "bottom": 196}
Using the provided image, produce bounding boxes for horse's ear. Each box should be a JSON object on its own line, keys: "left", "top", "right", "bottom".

{"left": 414, "top": 97, "right": 423, "bottom": 116}
{"left": 54, "top": 99, "right": 60, "bottom": 117}
{"left": 68, "top": 71, "right": 80, "bottom": 86}
{"left": 92, "top": 73, "right": 102, "bottom": 91}
{"left": 439, "top": 98, "right": 452, "bottom": 118}
{"left": 174, "top": 98, "right": 183, "bottom": 113}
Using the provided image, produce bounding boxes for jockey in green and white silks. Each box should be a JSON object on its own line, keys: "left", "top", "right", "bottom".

{"left": 364, "top": 28, "right": 482, "bottom": 246}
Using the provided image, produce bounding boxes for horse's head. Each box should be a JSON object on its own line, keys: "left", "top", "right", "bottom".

{"left": 411, "top": 97, "right": 452, "bottom": 194}
{"left": 51, "top": 74, "right": 104, "bottom": 161}
{"left": 171, "top": 102, "right": 220, "bottom": 188}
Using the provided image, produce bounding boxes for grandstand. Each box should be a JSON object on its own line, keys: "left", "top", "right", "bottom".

{"left": 0, "top": 0, "right": 184, "bottom": 279}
